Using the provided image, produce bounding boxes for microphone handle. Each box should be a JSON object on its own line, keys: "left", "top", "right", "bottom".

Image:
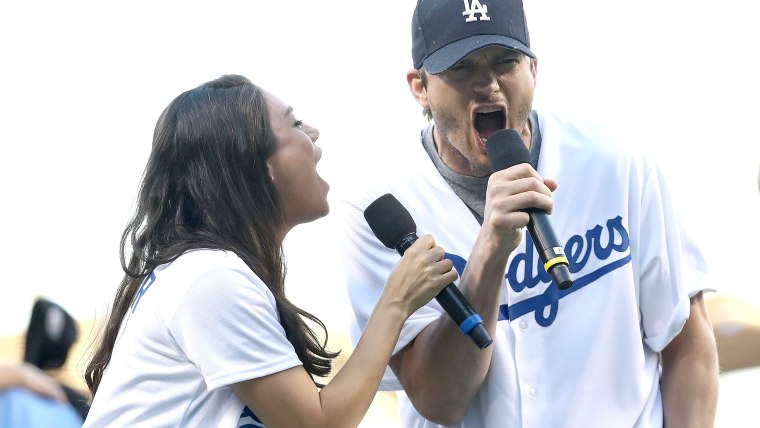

{"left": 435, "top": 286, "right": 494, "bottom": 349}
{"left": 395, "top": 233, "right": 493, "bottom": 349}
{"left": 527, "top": 210, "right": 573, "bottom": 290}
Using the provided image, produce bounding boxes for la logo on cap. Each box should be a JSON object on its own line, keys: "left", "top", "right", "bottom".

{"left": 463, "top": 0, "right": 491, "bottom": 22}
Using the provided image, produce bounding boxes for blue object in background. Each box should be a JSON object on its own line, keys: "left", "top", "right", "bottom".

{"left": 0, "top": 387, "right": 82, "bottom": 427}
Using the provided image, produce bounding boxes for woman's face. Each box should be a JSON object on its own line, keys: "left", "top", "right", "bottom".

{"left": 264, "top": 91, "right": 330, "bottom": 230}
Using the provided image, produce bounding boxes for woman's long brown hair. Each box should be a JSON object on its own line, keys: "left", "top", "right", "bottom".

{"left": 84, "top": 75, "right": 338, "bottom": 395}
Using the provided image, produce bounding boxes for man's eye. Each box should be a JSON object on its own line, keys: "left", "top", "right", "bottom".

{"left": 450, "top": 62, "right": 471, "bottom": 71}
{"left": 491, "top": 59, "right": 518, "bottom": 72}
{"left": 294, "top": 119, "right": 303, "bottom": 128}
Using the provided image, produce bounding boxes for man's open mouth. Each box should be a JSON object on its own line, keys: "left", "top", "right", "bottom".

{"left": 474, "top": 108, "right": 506, "bottom": 146}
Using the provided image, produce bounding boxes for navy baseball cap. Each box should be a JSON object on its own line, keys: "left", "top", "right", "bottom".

{"left": 412, "top": 0, "right": 535, "bottom": 74}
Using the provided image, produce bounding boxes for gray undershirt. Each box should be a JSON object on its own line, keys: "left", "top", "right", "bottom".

{"left": 421, "top": 110, "right": 542, "bottom": 224}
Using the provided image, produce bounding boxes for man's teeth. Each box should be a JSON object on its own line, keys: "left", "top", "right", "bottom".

{"left": 480, "top": 137, "right": 488, "bottom": 144}
{"left": 476, "top": 107, "right": 501, "bottom": 114}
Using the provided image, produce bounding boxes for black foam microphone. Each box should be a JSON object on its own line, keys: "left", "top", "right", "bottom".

{"left": 485, "top": 129, "right": 573, "bottom": 290}
{"left": 364, "top": 194, "right": 493, "bottom": 350}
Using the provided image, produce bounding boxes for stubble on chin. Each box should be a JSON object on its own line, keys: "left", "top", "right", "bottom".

{"left": 434, "top": 113, "right": 510, "bottom": 176}
{"left": 430, "top": 94, "right": 534, "bottom": 176}
{"left": 432, "top": 113, "right": 490, "bottom": 176}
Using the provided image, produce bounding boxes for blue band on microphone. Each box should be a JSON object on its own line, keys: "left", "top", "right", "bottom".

{"left": 459, "top": 314, "right": 483, "bottom": 335}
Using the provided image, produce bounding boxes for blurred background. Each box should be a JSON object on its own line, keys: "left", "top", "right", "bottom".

{"left": 1, "top": 1, "right": 758, "bottom": 426}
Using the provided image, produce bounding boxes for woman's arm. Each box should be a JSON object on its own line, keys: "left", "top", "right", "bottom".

{"left": 233, "top": 234, "right": 456, "bottom": 428}
{"left": 0, "top": 363, "right": 68, "bottom": 404}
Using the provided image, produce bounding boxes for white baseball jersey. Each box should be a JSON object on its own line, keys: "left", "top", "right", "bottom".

{"left": 338, "top": 110, "right": 709, "bottom": 427}
{"left": 84, "top": 249, "right": 301, "bottom": 428}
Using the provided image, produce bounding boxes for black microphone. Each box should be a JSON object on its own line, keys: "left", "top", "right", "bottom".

{"left": 485, "top": 129, "right": 573, "bottom": 290}
{"left": 364, "top": 194, "right": 493, "bottom": 350}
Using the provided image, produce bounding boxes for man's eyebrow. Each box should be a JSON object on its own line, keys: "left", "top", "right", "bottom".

{"left": 499, "top": 50, "right": 521, "bottom": 57}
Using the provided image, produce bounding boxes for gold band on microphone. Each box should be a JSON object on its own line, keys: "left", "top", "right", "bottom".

{"left": 544, "top": 256, "right": 569, "bottom": 272}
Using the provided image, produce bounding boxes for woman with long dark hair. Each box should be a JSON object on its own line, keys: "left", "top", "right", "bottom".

{"left": 82, "top": 74, "right": 456, "bottom": 427}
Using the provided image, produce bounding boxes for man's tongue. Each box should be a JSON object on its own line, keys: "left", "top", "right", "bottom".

{"left": 475, "top": 111, "right": 504, "bottom": 144}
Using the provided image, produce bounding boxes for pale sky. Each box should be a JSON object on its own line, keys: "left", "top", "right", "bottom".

{"left": 2, "top": 0, "right": 758, "bottom": 331}
{"left": 2, "top": 0, "right": 759, "bottom": 372}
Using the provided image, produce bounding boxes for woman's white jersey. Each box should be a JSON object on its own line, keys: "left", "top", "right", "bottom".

{"left": 84, "top": 249, "right": 301, "bottom": 428}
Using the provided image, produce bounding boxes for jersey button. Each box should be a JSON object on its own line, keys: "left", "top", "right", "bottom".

{"left": 519, "top": 320, "right": 528, "bottom": 331}
{"left": 528, "top": 387, "right": 537, "bottom": 398}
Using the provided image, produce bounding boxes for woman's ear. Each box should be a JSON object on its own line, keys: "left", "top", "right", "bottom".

{"left": 407, "top": 69, "right": 429, "bottom": 109}
{"left": 265, "top": 160, "right": 276, "bottom": 184}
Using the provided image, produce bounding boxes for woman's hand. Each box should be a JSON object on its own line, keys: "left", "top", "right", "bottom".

{"left": 380, "top": 234, "right": 458, "bottom": 318}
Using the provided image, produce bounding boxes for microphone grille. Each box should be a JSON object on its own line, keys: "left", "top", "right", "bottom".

{"left": 363, "top": 194, "right": 417, "bottom": 249}
{"left": 485, "top": 128, "right": 531, "bottom": 171}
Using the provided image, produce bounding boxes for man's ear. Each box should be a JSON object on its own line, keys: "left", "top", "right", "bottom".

{"left": 407, "top": 69, "right": 429, "bottom": 109}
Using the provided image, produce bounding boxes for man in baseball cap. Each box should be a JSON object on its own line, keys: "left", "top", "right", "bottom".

{"left": 339, "top": 0, "right": 719, "bottom": 426}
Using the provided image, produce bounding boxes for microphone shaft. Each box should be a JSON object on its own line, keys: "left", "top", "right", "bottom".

{"left": 395, "top": 233, "right": 493, "bottom": 349}
{"left": 527, "top": 210, "right": 573, "bottom": 290}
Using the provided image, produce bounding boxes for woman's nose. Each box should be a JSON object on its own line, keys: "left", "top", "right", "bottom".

{"left": 305, "top": 124, "right": 319, "bottom": 143}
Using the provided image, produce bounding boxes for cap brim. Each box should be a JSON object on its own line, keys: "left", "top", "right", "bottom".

{"left": 422, "top": 35, "right": 536, "bottom": 75}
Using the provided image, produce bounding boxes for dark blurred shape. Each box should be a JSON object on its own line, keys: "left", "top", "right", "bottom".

{"left": 23, "top": 298, "right": 89, "bottom": 420}
{"left": 24, "top": 298, "right": 78, "bottom": 370}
